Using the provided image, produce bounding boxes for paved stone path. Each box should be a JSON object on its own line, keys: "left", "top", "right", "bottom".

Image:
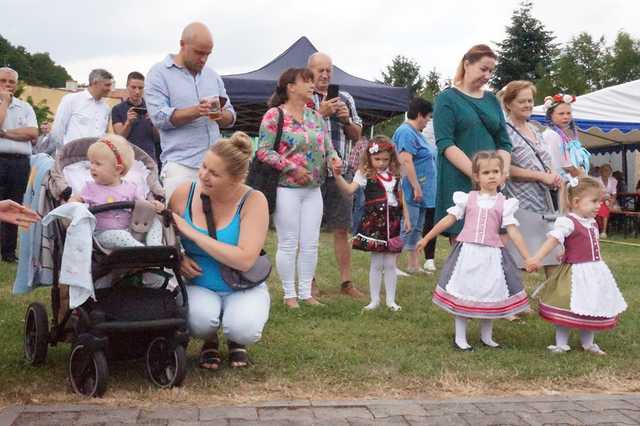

{"left": 2, "top": 394, "right": 640, "bottom": 425}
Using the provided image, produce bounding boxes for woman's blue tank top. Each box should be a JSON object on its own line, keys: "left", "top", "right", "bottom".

{"left": 180, "top": 183, "right": 247, "bottom": 293}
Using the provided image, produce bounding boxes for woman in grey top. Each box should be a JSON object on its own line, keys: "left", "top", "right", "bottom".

{"left": 500, "top": 81, "right": 562, "bottom": 275}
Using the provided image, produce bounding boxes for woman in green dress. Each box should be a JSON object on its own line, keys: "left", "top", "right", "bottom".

{"left": 433, "top": 44, "right": 512, "bottom": 236}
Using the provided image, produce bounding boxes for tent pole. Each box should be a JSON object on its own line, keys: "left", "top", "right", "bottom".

{"left": 370, "top": 125, "right": 374, "bottom": 139}
{"left": 622, "top": 147, "right": 629, "bottom": 191}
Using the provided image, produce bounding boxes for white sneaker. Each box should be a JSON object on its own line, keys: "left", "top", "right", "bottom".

{"left": 547, "top": 344, "right": 571, "bottom": 354}
{"left": 600, "top": 232, "right": 607, "bottom": 239}
{"left": 386, "top": 303, "right": 402, "bottom": 311}
{"left": 423, "top": 259, "right": 436, "bottom": 272}
{"left": 395, "top": 267, "right": 410, "bottom": 277}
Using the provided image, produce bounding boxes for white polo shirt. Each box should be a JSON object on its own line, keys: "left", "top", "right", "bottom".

{"left": 51, "top": 89, "right": 110, "bottom": 145}
{"left": 0, "top": 97, "right": 38, "bottom": 155}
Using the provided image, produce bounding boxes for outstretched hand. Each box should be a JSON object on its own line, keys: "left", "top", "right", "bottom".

{"left": 415, "top": 236, "right": 429, "bottom": 253}
{"left": 0, "top": 200, "right": 40, "bottom": 228}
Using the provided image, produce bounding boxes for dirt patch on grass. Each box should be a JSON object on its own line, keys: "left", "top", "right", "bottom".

{"left": 2, "top": 370, "right": 640, "bottom": 408}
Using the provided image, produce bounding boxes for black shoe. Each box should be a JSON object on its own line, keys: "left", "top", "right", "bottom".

{"left": 1, "top": 255, "right": 18, "bottom": 263}
{"left": 481, "top": 341, "right": 502, "bottom": 349}
{"left": 452, "top": 339, "right": 474, "bottom": 352}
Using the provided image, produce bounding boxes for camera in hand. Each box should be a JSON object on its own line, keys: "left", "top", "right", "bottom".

{"left": 132, "top": 107, "right": 147, "bottom": 117}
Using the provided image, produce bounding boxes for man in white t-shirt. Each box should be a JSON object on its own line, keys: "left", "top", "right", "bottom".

{"left": 51, "top": 69, "right": 113, "bottom": 146}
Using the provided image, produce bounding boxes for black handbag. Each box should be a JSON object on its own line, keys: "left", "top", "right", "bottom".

{"left": 200, "top": 191, "right": 272, "bottom": 290}
{"left": 246, "top": 107, "right": 285, "bottom": 214}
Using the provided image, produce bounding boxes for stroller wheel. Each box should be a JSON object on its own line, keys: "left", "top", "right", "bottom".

{"left": 24, "top": 303, "right": 49, "bottom": 365}
{"left": 145, "top": 337, "right": 187, "bottom": 388}
{"left": 68, "top": 344, "right": 108, "bottom": 397}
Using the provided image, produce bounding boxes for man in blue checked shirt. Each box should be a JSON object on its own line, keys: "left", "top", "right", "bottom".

{"left": 146, "top": 22, "right": 236, "bottom": 199}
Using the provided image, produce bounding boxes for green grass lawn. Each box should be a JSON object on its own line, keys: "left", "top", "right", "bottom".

{"left": 1, "top": 232, "right": 639, "bottom": 405}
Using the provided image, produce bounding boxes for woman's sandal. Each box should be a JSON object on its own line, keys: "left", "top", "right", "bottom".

{"left": 199, "top": 340, "right": 222, "bottom": 370}
{"left": 228, "top": 342, "right": 250, "bottom": 369}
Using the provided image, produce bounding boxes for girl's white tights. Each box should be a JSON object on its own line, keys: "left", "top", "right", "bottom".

{"left": 454, "top": 316, "right": 470, "bottom": 349}
{"left": 365, "top": 253, "right": 400, "bottom": 311}
{"left": 454, "top": 317, "right": 499, "bottom": 349}
{"left": 554, "top": 326, "right": 596, "bottom": 349}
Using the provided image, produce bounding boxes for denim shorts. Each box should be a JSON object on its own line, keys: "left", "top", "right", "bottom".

{"left": 401, "top": 204, "right": 426, "bottom": 250}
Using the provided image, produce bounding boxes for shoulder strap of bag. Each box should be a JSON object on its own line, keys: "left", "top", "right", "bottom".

{"left": 450, "top": 88, "right": 500, "bottom": 139}
{"left": 200, "top": 192, "right": 217, "bottom": 240}
{"left": 505, "top": 122, "right": 550, "bottom": 173}
{"left": 505, "top": 122, "right": 557, "bottom": 214}
{"left": 200, "top": 189, "right": 255, "bottom": 240}
{"left": 272, "top": 107, "right": 285, "bottom": 153}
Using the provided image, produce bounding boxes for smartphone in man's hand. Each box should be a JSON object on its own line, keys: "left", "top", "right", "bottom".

{"left": 327, "top": 84, "right": 340, "bottom": 100}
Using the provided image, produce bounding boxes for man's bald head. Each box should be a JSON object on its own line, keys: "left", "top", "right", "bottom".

{"left": 179, "top": 22, "right": 214, "bottom": 74}
{"left": 307, "top": 52, "right": 332, "bottom": 68}
{"left": 181, "top": 22, "right": 213, "bottom": 45}
{"left": 307, "top": 52, "right": 333, "bottom": 92}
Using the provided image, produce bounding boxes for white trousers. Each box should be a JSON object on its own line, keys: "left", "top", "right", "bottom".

{"left": 161, "top": 161, "right": 199, "bottom": 202}
{"left": 186, "top": 284, "right": 271, "bottom": 345}
{"left": 273, "top": 186, "right": 323, "bottom": 300}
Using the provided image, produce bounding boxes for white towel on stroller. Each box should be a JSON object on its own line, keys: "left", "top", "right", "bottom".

{"left": 63, "top": 160, "right": 151, "bottom": 199}
{"left": 42, "top": 202, "right": 96, "bottom": 308}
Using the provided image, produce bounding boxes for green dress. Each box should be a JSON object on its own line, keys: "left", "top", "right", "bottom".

{"left": 433, "top": 88, "right": 512, "bottom": 235}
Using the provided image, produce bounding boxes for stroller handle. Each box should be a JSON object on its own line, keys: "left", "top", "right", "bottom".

{"left": 88, "top": 201, "right": 137, "bottom": 215}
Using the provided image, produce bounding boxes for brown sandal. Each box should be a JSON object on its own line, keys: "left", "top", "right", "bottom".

{"left": 199, "top": 339, "right": 221, "bottom": 370}
{"left": 228, "top": 342, "right": 250, "bottom": 369}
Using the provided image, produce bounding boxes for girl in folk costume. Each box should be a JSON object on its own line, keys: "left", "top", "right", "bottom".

{"left": 525, "top": 176, "right": 627, "bottom": 355}
{"left": 333, "top": 136, "right": 411, "bottom": 311}
{"left": 541, "top": 93, "right": 591, "bottom": 178}
{"left": 416, "top": 151, "right": 530, "bottom": 351}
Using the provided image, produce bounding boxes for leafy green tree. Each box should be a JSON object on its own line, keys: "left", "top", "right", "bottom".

{"left": 553, "top": 32, "right": 608, "bottom": 95}
{"left": 420, "top": 68, "right": 442, "bottom": 102}
{"left": 607, "top": 31, "right": 640, "bottom": 85}
{"left": 0, "top": 34, "right": 72, "bottom": 88}
{"left": 381, "top": 55, "right": 425, "bottom": 97}
{"left": 26, "top": 96, "right": 52, "bottom": 126}
{"left": 492, "top": 1, "right": 557, "bottom": 90}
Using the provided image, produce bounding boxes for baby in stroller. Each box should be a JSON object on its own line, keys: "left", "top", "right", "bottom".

{"left": 22, "top": 135, "right": 189, "bottom": 398}
{"left": 68, "top": 135, "right": 165, "bottom": 250}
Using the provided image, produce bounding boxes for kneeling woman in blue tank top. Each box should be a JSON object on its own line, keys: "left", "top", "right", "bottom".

{"left": 170, "top": 132, "right": 270, "bottom": 370}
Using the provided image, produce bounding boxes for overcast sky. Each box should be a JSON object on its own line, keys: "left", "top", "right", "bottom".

{"left": 2, "top": 0, "right": 638, "bottom": 88}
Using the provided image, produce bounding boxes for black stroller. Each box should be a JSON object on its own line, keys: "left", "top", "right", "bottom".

{"left": 22, "top": 137, "right": 189, "bottom": 397}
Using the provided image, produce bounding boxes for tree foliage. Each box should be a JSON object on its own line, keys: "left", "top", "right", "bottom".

{"left": 377, "top": 56, "right": 442, "bottom": 136}
{"left": 0, "top": 34, "right": 72, "bottom": 88}
{"left": 381, "top": 55, "right": 425, "bottom": 98}
{"left": 552, "top": 33, "right": 608, "bottom": 95}
{"left": 492, "top": 0, "right": 557, "bottom": 90}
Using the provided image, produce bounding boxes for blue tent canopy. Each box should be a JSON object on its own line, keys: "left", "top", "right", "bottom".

{"left": 222, "top": 36, "right": 409, "bottom": 134}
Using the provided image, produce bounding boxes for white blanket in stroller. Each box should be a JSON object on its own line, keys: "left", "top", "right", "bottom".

{"left": 64, "top": 160, "right": 151, "bottom": 199}
{"left": 41, "top": 203, "right": 96, "bottom": 308}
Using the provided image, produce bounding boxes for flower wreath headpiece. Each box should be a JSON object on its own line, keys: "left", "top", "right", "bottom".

{"left": 368, "top": 140, "right": 393, "bottom": 155}
{"left": 543, "top": 93, "right": 576, "bottom": 111}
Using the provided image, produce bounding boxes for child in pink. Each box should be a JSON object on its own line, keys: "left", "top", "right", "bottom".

{"left": 70, "top": 135, "right": 164, "bottom": 249}
{"left": 417, "top": 151, "right": 530, "bottom": 351}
